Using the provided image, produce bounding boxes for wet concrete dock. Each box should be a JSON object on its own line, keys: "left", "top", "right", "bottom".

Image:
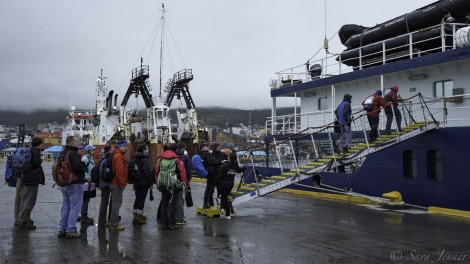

{"left": 1, "top": 161, "right": 469, "bottom": 263}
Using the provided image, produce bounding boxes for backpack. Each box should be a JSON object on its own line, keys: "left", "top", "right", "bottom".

{"left": 101, "top": 154, "right": 115, "bottom": 183}
{"left": 11, "top": 147, "right": 32, "bottom": 175}
{"left": 55, "top": 151, "right": 79, "bottom": 186}
{"left": 5, "top": 156, "right": 17, "bottom": 187}
{"left": 127, "top": 157, "right": 142, "bottom": 184}
{"left": 384, "top": 93, "right": 391, "bottom": 103}
{"left": 363, "top": 95, "right": 374, "bottom": 111}
{"left": 192, "top": 154, "right": 207, "bottom": 178}
{"left": 158, "top": 158, "right": 183, "bottom": 191}
{"left": 90, "top": 162, "right": 101, "bottom": 183}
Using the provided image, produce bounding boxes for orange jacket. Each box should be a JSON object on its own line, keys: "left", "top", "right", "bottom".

{"left": 111, "top": 148, "right": 128, "bottom": 188}
{"left": 363, "top": 93, "right": 388, "bottom": 117}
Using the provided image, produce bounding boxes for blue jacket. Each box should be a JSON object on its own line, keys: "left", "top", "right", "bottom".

{"left": 192, "top": 154, "right": 207, "bottom": 178}
{"left": 336, "top": 101, "right": 352, "bottom": 125}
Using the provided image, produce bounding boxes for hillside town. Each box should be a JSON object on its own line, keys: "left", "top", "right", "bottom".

{"left": 0, "top": 121, "right": 267, "bottom": 160}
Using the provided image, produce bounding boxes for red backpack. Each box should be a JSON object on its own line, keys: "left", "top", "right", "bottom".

{"left": 55, "top": 151, "right": 79, "bottom": 186}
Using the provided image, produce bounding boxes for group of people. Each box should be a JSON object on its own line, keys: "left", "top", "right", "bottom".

{"left": 192, "top": 142, "right": 245, "bottom": 219}
{"left": 12, "top": 134, "right": 244, "bottom": 237}
{"left": 335, "top": 85, "right": 403, "bottom": 152}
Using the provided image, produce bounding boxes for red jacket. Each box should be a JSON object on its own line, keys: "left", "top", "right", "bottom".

{"left": 111, "top": 148, "right": 128, "bottom": 188}
{"left": 385, "top": 90, "right": 402, "bottom": 107}
{"left": 363, "top": 93, "right": 388, "bottom": 117}
{"left": 154, "top": 150, "right": 188, "bottom": 189}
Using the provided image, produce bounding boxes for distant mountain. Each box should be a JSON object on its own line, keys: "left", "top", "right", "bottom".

{"left": 0, "top": 107, "right": 298, "bottom": 129}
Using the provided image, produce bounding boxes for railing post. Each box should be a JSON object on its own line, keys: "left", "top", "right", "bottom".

{"left": 289, "top": 139, "right": 300, "bottom": 175}
{"left": 359, "top": 48, "right": 363, "bottom": 70}
{"left": 441, "top": 23, "right": 446, "bottom": 52}
{"left": 273, "top": 138, "right": 283, "bottom": 171}
{"left": 382, "top": 41, "right": 386, "bottom": 64}
{"left": 452, "top": 24, "right": 456, "bottom": 49}
{"left": 409, "top": 33, "right": 413, "bottom": 59}
{"left": 363, "top": 130, "right": 370, "bottom": 149}
{"left": 328, "top": 132, "right": 337, "bottom": 163}
{"left": 311, "top": 134, "right": 318, "bottom": 159}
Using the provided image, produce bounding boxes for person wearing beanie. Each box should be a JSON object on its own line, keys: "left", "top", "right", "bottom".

{"left": 211, "top": 142, "right": 227, "bottom": 204}
{"left": 384, "top": 85, "right": 403, "bottom": 135}
{"left": 109, "top": 140, "right": 128, "bottom": 231}
{"left": 216, "top": 152, "right": 245, "bottom": 220}
{"left": 334, "top": 94, "right": 353, "bottom": 153}
{"left": 198, "top": 143, "right": 224, "bottom": 209}
{"left": 362, "top": 90, "right": 388, "bottom": 141}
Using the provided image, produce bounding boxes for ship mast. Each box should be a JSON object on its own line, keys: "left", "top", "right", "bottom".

{"left": 159, "top": 3, "right": 166, "bottom": 98}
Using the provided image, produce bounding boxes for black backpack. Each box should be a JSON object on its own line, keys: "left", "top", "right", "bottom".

{"left": 101, "top": 154, "right": 115, "bottom": 183}
{"left": 127, "top": 157, "right": 142, "bottom": 184}
{"left": 90, "top": 162, "right": 101, "bottom": 183}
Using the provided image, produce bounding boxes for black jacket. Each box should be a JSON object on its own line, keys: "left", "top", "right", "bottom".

{"left": 60, "top": 145, "right": 85, "bottom": 184}
{"left": 133, "top": 152, "right": 153, "bottom": 187}
{"left": 30, "top": 147, "right": 45, "bottom": 185}
{"left": 199, "top": 150, "right": 220, "bottom": 179}
{"left": 216, "top": 161, "right": 245, "bottom": 185}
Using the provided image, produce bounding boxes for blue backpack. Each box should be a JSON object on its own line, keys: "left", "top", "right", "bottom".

{"left": 11, "top": 147, "right": 33, "bottom": 175}
{"left": 192, "top": 154, "right": 208, "bottom": 178}
{"left": 5, "top": 155, "right": 17, "bottom": 187}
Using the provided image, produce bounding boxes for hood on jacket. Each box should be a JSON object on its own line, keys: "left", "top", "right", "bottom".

{"left": 160, "top": 149, "right": 180, "bottom": 159}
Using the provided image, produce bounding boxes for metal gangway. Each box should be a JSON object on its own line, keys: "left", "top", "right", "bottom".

{"left": 232, "top": 93, "right": 439, "bottom": 206}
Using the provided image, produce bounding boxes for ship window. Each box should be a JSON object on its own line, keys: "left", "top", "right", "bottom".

{"left": 318, "top": 97, "right": 328, "bottom": 110}
{"left": 434, "top": 80, "right": 453, "bottom": 97}
{"left": 427, "top": 150, "right": 443, "bottom": 182}
{"left": 403, "top": 150, "right": 417, "bottom": 179}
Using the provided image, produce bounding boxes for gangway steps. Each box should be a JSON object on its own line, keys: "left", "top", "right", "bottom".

{"left": 232, "top": 120, "right": 438, "bottom": 206}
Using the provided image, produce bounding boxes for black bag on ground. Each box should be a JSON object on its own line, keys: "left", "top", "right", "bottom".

{"left": 185, "top": 187, "right": 194, "bottom": 207}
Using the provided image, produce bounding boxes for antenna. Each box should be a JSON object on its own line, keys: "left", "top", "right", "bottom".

{"left": 159, "top": 3, "right": 166, "bottom": 97}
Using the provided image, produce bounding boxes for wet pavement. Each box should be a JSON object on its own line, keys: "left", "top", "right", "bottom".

{"left": 1, "top": 161, "right": 470, "bottom": 264}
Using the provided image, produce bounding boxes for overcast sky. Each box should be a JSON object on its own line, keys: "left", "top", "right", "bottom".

{"left": 0, "top": 0, "right": 433, "bottom": 112}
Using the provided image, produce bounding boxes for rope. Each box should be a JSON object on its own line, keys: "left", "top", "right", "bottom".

{"left": 293, "top": 182, "right": 428, "bottom": 210}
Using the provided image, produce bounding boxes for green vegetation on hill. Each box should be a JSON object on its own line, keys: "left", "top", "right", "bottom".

{"left": 0, "top": 107, "right": 298, "bottom": 129}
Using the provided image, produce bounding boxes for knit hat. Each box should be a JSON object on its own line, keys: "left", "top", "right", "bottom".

{"left": 212, "top": 143, "right": 220, "bottom": 150}
{"left": 375, "top": 90, "right": 383, "bottom": 96}
{"left": 85, "top": 145, "right": 96, "bottom": 151}
{"left": 343, "top": 94, "right": 352, "bottom": 101}
{"left": 199, "top": 143, "right": 208, "bottom": 150}
{"left": 391, "top": 85, "right": 399, "bottom": 91}
{"left": 117, "top": 140, "right": 128, "bottom": 148}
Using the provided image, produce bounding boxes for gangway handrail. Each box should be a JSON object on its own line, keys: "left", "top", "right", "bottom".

{"left": 233, "top": 93, "right": 439, "bottom": 205}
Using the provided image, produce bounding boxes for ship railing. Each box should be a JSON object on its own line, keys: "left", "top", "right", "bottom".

{"left": 271, "top": 22, "right": 468, "bottom": 90}
{"left": 421, "top": 93, "right": 470, "bottom": 128}
{"left": 252, "top": 94, "right": 438, "bottom": 178}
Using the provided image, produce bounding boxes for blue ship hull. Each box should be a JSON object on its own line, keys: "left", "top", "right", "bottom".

{"left": 249, "top": 127, "right": 470, "bottom": 211}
